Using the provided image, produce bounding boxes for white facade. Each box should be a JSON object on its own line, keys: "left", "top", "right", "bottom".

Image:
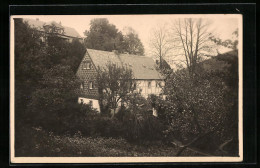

{"left": 78, "top": 80, "right": 164, "bottom": 116}
{"left": 135, "top": 80, "right": 164, "bottom": 98}
{"left": 78, "top": 97, "right": 100, "bottom": 112}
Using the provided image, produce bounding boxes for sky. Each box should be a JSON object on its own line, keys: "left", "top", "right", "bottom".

{"left": 21, "top": 14, "right": 240, "bottom": 69}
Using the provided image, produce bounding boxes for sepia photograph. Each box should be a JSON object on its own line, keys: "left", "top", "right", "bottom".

{"left": 10, "top": 14, "right": 243, "bottom": 163}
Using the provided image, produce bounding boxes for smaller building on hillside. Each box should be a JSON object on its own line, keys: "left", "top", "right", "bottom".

{"left": 76, "top": 49, "right": 165, "bottom": 112}
{"left": 24, "top": 18, "right": 83, "bottom": 43}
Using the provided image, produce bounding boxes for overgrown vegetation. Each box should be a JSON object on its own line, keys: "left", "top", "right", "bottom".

{"left": 16, "top": 126, "right": 202, "bottom": 157}
{"left": 155, "top": 51, "right": 238, "bottom": 156}
{"left": 15, "top": 18, "right": 238, "bottom": 157}
{"left": 15, "top": 18, "right": 86, "bottom": 150}
{"left": 96, "top": 62, "right": 135, "bottom": 115}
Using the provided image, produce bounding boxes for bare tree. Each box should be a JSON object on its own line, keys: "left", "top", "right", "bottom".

{"left": 171, "top": 18, "right": 213, "bottom": 76}
{"left": 96, "top": 62, "right": 135, "bottom": 116}
{"left": 149, "top": 24, "right": 172, "bottom": 69}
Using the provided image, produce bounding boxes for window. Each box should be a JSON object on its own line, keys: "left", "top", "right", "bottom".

{"left": 80, "top": 82, "right": 84, "bottom": 90}
{"left": 133, "top": 83, "right": 137, "bottom": 90}
{"left": 89, "top": 100, "right": 93, "bottom": 107}
{"left": 139, "top": 88, "right": 143, "bottom": 93}
{"left": 156, "top": 82, "right": 161, "bottom": 87}
{"left": 82, "top": 61, "right": 91, "bottom": 70}
{"left": 148, "top": 81, "right": 152, "bottom": 88}
{"left": 89, "top": 81, "right": 93, "bottom": 89}
{"left": 86, "top": 62, "right": 91, "bottom": 69}
{"left": 80, "top": 99, "right": 84, "bottom": 104}
{"left": 40, "top": 36, "right": 45, "bottom": 43}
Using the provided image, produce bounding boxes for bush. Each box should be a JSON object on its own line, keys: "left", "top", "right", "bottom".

{"left": 117, "top": 93, "right": 164, "bottom": 143}
{"left": 161, "top": 54, "right": 239, "bottom": 155}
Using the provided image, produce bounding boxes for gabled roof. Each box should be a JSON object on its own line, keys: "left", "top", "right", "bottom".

{"left": 62, "top": 26, "right": 82, "bottom": 38}
{"left": 86, "top": 49, "right": 164, "bottom": 80}
{"left": 24, "top": 18, "right": 82, "bottom": 38}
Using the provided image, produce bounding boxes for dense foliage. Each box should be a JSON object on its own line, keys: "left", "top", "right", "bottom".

{"left": 84, "top": 18, "right": 144, "bottom": 55}
{"left": 15, "top": 18, "right": 86, "bottom": 146}
{"left": 153, "top": 51, "right": 239, "bottom": 155}
{"left": 121, "top": 27, "right": 145, "bottom": 55}
{"left": 118, "top": 93, "right": 164, "bottom": 142}
{"left": 96, "top": 62, "right": 135, "bottom": 114}
{"left": 28, "top": 65, "right": 81, "bottom": 131}
{"left": 15, "top": 18, "right": 238, "bottom": 157}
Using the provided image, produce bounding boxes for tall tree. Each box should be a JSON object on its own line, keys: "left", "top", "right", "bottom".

{"left": 14, "top": 18, "right": 85, "bottom": 126}
{"left": 171, "top": 18, "right": 213, "bottom": 76}
{"left": 149, "top": 24, "right": 172, "bottom": 68}
{"left": 14, "top": 18, "right": 45, "bottom": 124}
{"left": 61, "top": 39, "right": 86, "bottom": 73}
{"left": 96, "top": 62, "right": 135, "bottom": 116}
{"left": 29, "top": 65, "right": 81, "bottom": 128}
{"left": 15, "top": 18, "right": 87, "bottom": 155}
{"left": 121, "top": 27, "right": 144, "bottom": 55}
{"left": 84, "top": 19, "right": 145, "bottom": 55}
{"left": 84, "top": 18, "right": 123, "bottom": 51}
{"left": 162, "top": 55, "right": 238, "bottom": 156}
{"left": 209, "top": 28, "right": 238, "bottom": 50}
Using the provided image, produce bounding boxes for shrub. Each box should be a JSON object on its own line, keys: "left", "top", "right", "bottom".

{"left": 161, "top": 53, "right": 239, "bottom": 155}
{"left": 118, "top": 93, "right": 164, "bottom": 143}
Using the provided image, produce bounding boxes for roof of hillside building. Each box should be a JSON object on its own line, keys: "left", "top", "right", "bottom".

{"left": 24, "top": 18, "right": 82, "bottom": 38}
{"left": 86, "top": 49, "right": 164, "bottom": 80}
{"left": 45, "top": 21, "right": 64, "bottom": 29}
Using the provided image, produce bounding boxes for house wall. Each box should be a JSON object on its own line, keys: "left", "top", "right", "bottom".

{"left": 78, "top": 97, "right": 100, "bottom": 112}
{"left": 76, "top": 51, "right": 165, "bottom": 115}
{"left": 135, "top": 80, "right": 164, "bottom": 98}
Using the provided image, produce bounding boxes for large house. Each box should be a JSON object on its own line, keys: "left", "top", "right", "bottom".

{"left": 76, "top": 49, "right": 165, "bottom": 112}
{"left": 24, "top": 18, "right": 83, "bottom": 43}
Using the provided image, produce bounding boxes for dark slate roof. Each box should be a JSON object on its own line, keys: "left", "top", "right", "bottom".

{"left": 86, "top": 49, "right": 164, "bottom": 80}
{"left": 24, "top": 18, "right": 82, "bottom": 38}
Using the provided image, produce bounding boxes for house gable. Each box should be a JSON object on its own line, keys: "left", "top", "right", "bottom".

{"left": 77, "top": 49, "right": 166, "bottom": 100}
{"left": 76, "top": 51, "right": 99, "bottom": 99}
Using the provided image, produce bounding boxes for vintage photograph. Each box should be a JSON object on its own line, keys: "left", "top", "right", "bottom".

{"left": 10, "top": 14, "right": 243, "bottom": 163}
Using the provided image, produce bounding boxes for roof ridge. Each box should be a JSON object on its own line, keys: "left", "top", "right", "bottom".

{"left": 86, "top": 48, "right": 152, "bottom": 59}
{"left": 86, "top": 48, "right": 164, "bottom": 80}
